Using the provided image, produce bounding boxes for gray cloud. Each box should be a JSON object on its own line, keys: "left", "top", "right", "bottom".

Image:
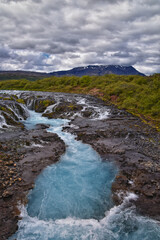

{"left": 0, "top": 0, "right": 159, "bottom": 75}
{"left": 0, "top": 47, "right": 10, "bottom": 59}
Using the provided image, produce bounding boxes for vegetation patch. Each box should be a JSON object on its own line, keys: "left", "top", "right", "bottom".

{"left": 0, "top": 73, "right": 159, "bottom": 129}
{"left": 16, "top": 99, "right": 25, "bottom": 104}
{"left": 35, "top": 99, "right": 54, "bottom": 112}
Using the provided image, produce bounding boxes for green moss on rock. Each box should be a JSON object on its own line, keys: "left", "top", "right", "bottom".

{"left": 16, "top": 99, "right": 25, "bottom": 104}
{"left": 35, "top": 99, "right": 54, "bottom": 112}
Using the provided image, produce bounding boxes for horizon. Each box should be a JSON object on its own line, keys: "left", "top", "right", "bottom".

{"left": 0, "top": 64, "right": 147, "bottom": 76}
{"left": 0, "top": 62, "right": 159, "bottom": 77}
{"left": 0, "top": 64, "right": 154, "bottom": 76}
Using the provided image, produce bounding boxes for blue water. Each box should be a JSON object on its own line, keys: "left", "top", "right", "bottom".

{"left": 10, "top": 111, "right": 160, "bottom": 240}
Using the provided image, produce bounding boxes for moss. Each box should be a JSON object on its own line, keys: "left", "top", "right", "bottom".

{"left": 68, "top": 104, "right": 80, "bottom": 111}
{"left": 3, "top": 97, "right": 11, "bottom": 100}
{"left": 0, "top": 106, "right": 7, "bottom": 112}
{"left": 1, "top": 112, "right": 22, "bottom": 127}
{"left": 42, "top": 112, "right": 55, "bottom": 119}
{"left": 11, "top": 94, "right": 18, "bottom": 99}
{"left": 54, "top": 105, "right": 66, "bottom": 113}
{"left": 16, "top": 99, "right": 25, "bottom": 104}
{"left": 42, "top": 99, "right": 54, "bottom": 107}
{"left": 35, "top": 99, "right": 54, "bottom": 112}
{"left": 0, "top": 106, "right": 13, "bottom": 115}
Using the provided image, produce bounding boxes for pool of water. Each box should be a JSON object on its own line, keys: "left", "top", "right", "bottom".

{"left": 10, "top": 111, "right": 160, "bottom": 240}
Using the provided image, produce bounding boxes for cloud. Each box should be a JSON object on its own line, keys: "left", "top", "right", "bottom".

{"left": 0, "top": 0, "right": 159, "bottom": 75}
{"left": 0, "top": 46, "right": 11, "bottom": 59}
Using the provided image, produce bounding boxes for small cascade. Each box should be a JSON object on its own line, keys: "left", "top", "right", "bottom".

{"left": 25, "top": 97, "right": 37, "bottom": 110}
{"left": 0, "top": 91, "right": 110, "bottom": 123}
{"left": 0, "top": 114, "right": 8, "bottom": 128}
{"left": 0, "top": 98, "right": 29, "bottom": 128}
{"left": 8, "top": 101, "right": 29, "bottom": 120}
{"left": 44, "top": 100, "right": 60, "bottom": 114}
{"left": 76, "top": 96, "right": 110, "bottom": 120}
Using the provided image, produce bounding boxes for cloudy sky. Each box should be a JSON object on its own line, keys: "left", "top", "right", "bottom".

{"left": 0, "top": 0, "right": 160, "bottom": 75}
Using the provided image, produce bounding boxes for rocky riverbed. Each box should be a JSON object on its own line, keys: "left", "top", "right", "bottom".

{"left": 0, "top": 90, "right": 160, "bottom": 239}
{"left": 64, "top": 105, "right": 160, "bottom": 220}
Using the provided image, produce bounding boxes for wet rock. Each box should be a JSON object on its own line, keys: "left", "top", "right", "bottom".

{"left": 35, "top": 123, "right": 50, "bottom": 129}
{"left": 34, "top": 99, "right": 55, "bottom": 113}
{"left": 82, "top": 110, "right": 93, "bottom": 118}
{"left": 0, "top": 100, "right": 29, "bottom": 128}
{"left": 43, "top": 102, "right": 83, "bottom": 119}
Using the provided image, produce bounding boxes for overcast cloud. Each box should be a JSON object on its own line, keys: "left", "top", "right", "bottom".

{"left": 0, "top": 0, "right": 159, "bottom": 75}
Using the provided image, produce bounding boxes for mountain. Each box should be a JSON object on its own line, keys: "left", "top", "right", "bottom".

{"left": 0, "top": 65, "right": 145, "bottom": 81}
{"left": 50, "top": 65, "right": 145, "bottom": 77}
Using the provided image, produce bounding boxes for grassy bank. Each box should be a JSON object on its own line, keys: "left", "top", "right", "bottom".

{"left": 0, "top": 73, "right": 159, "bottom": 129}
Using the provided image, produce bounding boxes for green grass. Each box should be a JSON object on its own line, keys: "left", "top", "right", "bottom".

{"left": 0, "top": 73, "right": 160, "bottom": 129}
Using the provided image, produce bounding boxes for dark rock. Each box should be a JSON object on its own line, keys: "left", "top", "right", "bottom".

{"left": 35, "top": 124, "right": 50, "bottom": 129}
{"left": 82, "top": 111, "right": 93, "bottom": 118}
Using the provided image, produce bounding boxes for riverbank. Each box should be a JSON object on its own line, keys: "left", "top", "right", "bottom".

{"left": 0, "top": 126, "right": 65, "bottom": 240}
{"left": 64, "top": 103, "right": 160, "bottom": 220}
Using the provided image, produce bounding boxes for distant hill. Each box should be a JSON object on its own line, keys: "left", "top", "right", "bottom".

{"left": 0, "top": 65, "right": 145, "bottom": 81}
{"left": 50, "top": 65, "right": 145, "bottom": 77}
{"left": 0, "top": 71, "right": 47, "bottom": 81}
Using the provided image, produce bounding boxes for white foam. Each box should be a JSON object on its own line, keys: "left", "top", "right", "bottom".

{"left": 69, "top": 124, "right": 80, "bottom": 129}
{"left": 0, "top": 113, "right": 8, "bottom": 128}
{"left": 44, "top": 101, "right": 60, "bottom": 114}
{"left": 25, "top": 143, "right": 43, "bottom": 148}
{"left": 76, "top": 97, "right": 110, "bottom": 120}
{"left": 12, "top": 205, "right": 111, "bottom": 240}
{"left": 101, "top": 192, "right": 138, "bottom": 225}
{"left": 12, "top": 193, "right": 140, "bottom": 240}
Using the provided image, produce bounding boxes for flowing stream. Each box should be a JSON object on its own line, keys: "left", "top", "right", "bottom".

{"left": 10, "top": 110, "right": 160, "bottom": 240}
